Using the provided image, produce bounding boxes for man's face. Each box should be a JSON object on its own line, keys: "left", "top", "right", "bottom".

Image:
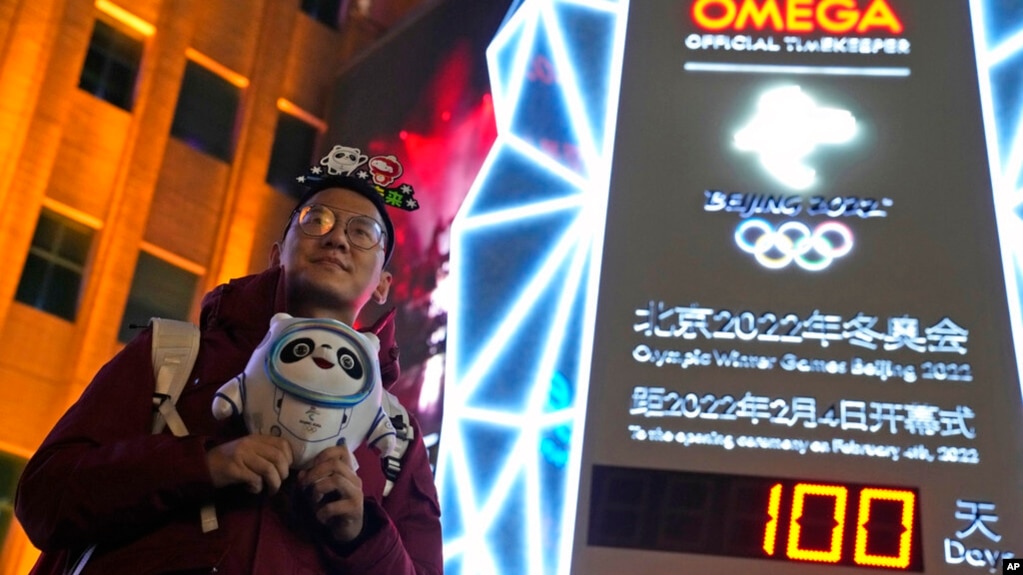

{"left": 271, "top": 187, "right": 392, "bottom": 322}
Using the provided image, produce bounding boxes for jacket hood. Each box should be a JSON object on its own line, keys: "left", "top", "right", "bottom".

{"left": 200, "top": 266, "right": 401, "bottom": 388}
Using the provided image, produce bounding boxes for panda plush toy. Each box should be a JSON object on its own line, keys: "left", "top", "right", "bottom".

{"left": 211, "top": 312, "right": 409, "bottom": 495}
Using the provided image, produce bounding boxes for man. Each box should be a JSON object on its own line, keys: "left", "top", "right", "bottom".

{"left": 15, "top": 148, "right": 442, "bottom": 574}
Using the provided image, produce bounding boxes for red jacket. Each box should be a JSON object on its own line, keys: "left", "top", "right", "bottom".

{"left": 15, "top": 267, "right": 443, "bottom": 574}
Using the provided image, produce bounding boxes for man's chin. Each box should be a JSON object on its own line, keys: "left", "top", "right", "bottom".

{"left": 289, "top": 279, "right": 366, "bottom": 318}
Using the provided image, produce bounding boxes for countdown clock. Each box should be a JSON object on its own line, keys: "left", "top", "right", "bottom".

{"left": 589, "top": 466, "right": 922, "bottom": 570}
{"left": 571, "top": 1, "right": 1023, "bottom": 573}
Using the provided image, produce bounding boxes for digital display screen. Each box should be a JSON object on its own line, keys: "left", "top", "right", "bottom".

{"left": 436, "top": 1, "right": 1023, "bottom": 573}
{"left": 588, "top": 465, "right": 922, "bottom": 570}
{"left": 569, "top": 1, "right": 1023, "bottom": 573}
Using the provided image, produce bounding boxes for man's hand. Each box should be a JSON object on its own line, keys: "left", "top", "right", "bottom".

{"left": 206, "top": 435, "right": 293, "bottom": 495}
{"left": 298, "top": 442, "right": 365, "bottom": 544}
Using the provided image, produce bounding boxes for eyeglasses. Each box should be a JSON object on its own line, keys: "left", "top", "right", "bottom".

{"left": 292, "top": 204, "right": 386, "bottom": 251}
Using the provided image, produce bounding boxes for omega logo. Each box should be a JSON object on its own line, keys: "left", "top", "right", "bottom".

{"left": 691, "top": 0, "right": 904, "bottom": 35}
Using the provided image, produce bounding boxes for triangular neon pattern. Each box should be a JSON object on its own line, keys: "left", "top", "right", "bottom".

{"left": 436, "top": 1, "right": 630, "bottom": 574}
{"left": 971, "top": 0, "right": 1023, "bottom": 409}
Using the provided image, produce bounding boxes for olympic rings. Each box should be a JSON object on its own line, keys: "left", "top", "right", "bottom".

{"left": 734, "top": 218, "right": 854, "bottom": 271}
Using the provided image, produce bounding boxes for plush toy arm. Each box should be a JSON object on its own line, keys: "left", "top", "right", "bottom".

{"left": 366, "top": 407, "right": 398, "bottom": 456}
{"left": 370, "top": 391, "right": 414, "bottom": 497}
{"left": 211, "top": 375, "right": 244, "bottom": 420}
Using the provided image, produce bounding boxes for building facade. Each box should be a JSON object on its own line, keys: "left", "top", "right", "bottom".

{"left": 0, "top": 0, "right": 424, "bottom": 571}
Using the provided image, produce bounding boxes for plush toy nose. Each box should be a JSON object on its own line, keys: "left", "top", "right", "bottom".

{"left": 312, "top": 347, "right": 334, "bottom": 370}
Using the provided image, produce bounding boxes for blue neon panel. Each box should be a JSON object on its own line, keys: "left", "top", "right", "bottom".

{"left": 440, "top": 1, "right": 630, "bottom": 572}
{"left": 981, "top": 1, "right": 1023, "bottom": 47}
{"left": 990, "top": 55, "right": 1023, "bottom": 177}
{"left": 459, "top": 147, "right": 583, "bottom": 217}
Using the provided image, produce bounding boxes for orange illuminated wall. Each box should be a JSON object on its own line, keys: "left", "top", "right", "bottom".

{"left": 0, "top": 0, "right": 427, "bottom": 573}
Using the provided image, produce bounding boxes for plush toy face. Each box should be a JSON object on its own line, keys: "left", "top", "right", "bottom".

{"left": 266, "top": 322, "right": 375, "bottom": 406}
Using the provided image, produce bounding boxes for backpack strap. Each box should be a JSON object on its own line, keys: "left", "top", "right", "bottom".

{"left": 64, "top": 318, "right": 211, "bottom": 573}
{"left": 148, "top": 318, "right": 217, "bottom": 533}
{"left": 149, "top": 318, "right": 200, "bottom": 436}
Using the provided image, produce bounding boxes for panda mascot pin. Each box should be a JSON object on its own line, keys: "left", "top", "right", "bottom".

{"left": 212, "top": 312, "right": 410, "bottom": 495}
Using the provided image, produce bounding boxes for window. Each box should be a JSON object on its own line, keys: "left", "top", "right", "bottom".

{"left": 79, "top": 17, "right": 144, "bottom": 111}
{"left": 170, "top": 60, "right": 241, "bottom": 162}
{"left": 15, "top": 210, "right": 95, "bottom": 321}
{"left": 118, "top": 252, "right": 200, "bottom": 342}
{"left": 266, "top": 111, "right": 320, "bottom": 192}
{"left": 0, "top": 453, "right": 26, "bottom": 553}
{"left": 301, "top": 0, "right": 344, "bottom": 29}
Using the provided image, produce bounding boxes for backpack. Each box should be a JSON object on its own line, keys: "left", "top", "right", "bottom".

{"left": 146, "top": 318, "right": 218, "bottom": 533}
{"left": 149, "top": 318, "right": 202, "bottom": 436}
{"left": 66, "top": 318, "right": 205, "bottom": 575}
